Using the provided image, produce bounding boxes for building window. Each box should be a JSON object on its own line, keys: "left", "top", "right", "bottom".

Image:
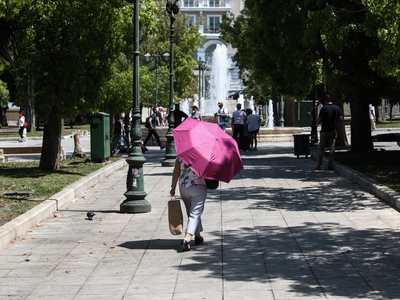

{"left": 209, "top": 0, "right": 219, "bottom": 7}
{"left": 209, "top": 16, "right": 220, "bottom": 33}
{"left": 184, "top": 0, "right": 194, "bottom": 7}
{"left": 187, "top": 15, "right": 195, "bottom": 28}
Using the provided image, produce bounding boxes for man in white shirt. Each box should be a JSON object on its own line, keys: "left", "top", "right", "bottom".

{"left": 369, "top": 104, "right": 376, "bottom": 132}
{"left": 215, "top": 101, "right": 229, "bottom": 132}
{"left": 232, "top": 103, "right": 247, "bottom": 149}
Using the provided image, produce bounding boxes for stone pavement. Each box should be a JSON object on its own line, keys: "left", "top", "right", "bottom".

{"left": 1, "top": 143, "right": 400, "bottom": 300}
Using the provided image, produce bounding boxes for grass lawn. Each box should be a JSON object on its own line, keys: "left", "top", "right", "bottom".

{"left": 344, "top": 117, "right": 400, "bottom": 128}
{"left": 0, "top": 124, "right": 91, "bottom": 138}
{"left": 0, "top": 157, "right": 119, "bottom": 226}
{"left": 334, "top": 150, "right": 400, "bottom": 193}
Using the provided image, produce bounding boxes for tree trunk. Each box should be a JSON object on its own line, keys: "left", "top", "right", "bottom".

{"left": 350, "top": 102, "right": 373, "bottom": 152}
{"left": 39, "top": 108, "right": 62, "bottom": 170}
{"left": 335, "top": 102, "right": 349, "bottom": 147}
{"left": 375, "top": 100, "right": 386, "bottom": 123}
{"left": 0, "top": 107, "right": 6, "bottom": 127}
{"left": 71, "top": 133, "right": 86, "bottom": 158}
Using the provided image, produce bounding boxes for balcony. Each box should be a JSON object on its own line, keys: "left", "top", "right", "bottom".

{"left": 180, "top": 0, "right": 231, "bottom": 9}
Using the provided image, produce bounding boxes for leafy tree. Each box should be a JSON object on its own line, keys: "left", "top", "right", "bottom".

{"left": 221, "top": 0, "right": 400, "bottom": 152}
{"left": 15, "top": 0, "right": 132, "bottom": 170}
{"left": 0, "top": 79, "right": 9, "bottom": 107}
{"left": 103, "top": 2, "right": 203, "bottom": 117}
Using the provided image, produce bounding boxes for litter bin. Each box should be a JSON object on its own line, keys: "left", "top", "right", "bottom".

{"left": 293, "top": 134, "right": 310, "bottom": 158}
{"left": 90, "top": 112, "right": 111, "bottom": 162}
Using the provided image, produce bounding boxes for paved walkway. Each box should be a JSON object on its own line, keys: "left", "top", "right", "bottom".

{"left": 1, "top": 143, "right": 400, "bottom": 299}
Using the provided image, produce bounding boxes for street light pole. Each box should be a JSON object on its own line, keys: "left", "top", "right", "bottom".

{"left": 145, "top": 51, "right": 169, "bottom": 107}
{"left": 120, "top": 0, "right": 150, "bottom": 213}
{"left": 279, "top": 95, "right": 285, "bottom": 127}
{"left": 197, "top": 58, "right": 205, "bottom": 105}
{"left": 162, "top": 0, "right": 179, "bottom": 167}
{"left": 311, "top": 86, "right": 319, "bottom": 145}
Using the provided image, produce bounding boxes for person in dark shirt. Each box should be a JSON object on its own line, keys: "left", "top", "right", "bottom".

{"left": 144, "top": 107, "right": 165, "bottom": 150}
{"left": 174, "top": 103, "right": 188, "bottom": 128}
{"left": 316, "top": 94, "right": 343, "bottom": 170}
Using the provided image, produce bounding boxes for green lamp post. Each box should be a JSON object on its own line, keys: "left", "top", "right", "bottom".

{"left": 198, "top": 58, "right": 205, "bottom": 104}
{"left": 120, "top": 0, "right": 150, "bottom": 213}
{"left": 162, "top": 0, "right": 180, "bottom": 167}
{"left": 279, "top": 95, "right": 285, "bottom": 127}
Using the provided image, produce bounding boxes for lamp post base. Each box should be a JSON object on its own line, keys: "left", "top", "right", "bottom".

{"left": 120, "top": 198, "right": 151, "bottom": 213}
{"left": 162, "top": 158, "right": 176, "bottom": 167}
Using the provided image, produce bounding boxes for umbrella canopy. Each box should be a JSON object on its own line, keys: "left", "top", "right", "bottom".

{"left": 172, "top": 118, "right": 243, "bottom": 183}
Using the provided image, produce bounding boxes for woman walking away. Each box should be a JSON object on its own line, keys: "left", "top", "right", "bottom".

{"left": 170, "top": 158, "right": 207, "bottom": 251}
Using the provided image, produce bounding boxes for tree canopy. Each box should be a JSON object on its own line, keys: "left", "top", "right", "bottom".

{"left": 221, "top": 0, "right": 400, "bottom": 152}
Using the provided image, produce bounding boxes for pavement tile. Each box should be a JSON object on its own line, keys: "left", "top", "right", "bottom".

{"left": 1, "top": 143, "right": 400, "bottom": 299}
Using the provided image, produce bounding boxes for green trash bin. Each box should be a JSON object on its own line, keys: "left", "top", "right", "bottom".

{"left": 90, "top": 113, "right": 111, "bottom": 162}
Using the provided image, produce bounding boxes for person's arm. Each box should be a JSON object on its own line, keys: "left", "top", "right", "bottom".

{"left": 199, "top": 114, "right": 203, "bottom": 121}
{"left": 170, "top": 162, "right": 181, "bottom": 196}
{"left": 148, "top": 117, "right": 154, "bottom": 129}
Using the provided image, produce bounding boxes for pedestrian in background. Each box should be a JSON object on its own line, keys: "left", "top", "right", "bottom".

{"left": 369, "top": 104, "right": 376, "bottom": 132}
{"left": 144, "top": 107, "right": 165, "bottom": 150}
{"left": 215, "top": 101, "right": 229, "bottom": 132}
{"left": 246, "top": 108, "right": 260, "bottom": 151}
{"left": 170, "top": 158, "right": 207, "bottom": 251}
{"left": 315, "top": 94, "right": 343, "bottom": 171}
{"left": 18, "top": 111, "right": 26, "bottom": 142}
{"left": 232, "top": 103, "right": 247, "bottom": 149}
{"left": 174, "top": 103, "right": 188, "bottom": 128}
{"left": 191, "top": 105, "right": 203, "bottom": 121}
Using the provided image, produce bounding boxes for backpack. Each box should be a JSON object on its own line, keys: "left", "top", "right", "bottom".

{"left": 23, "top": 121, "right": 28, "bottom": 128}
{"left": 145, "top": 116, "right": 151, "bottom": 128}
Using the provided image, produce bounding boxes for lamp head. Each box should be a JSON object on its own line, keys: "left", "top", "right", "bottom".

{"left": 163, "top": 52, "right": 170, "bottom": 62}
{"left": 166, "top": 0, "right": 179, "bottom": 15}
{"left": 144, "top": 52, "right": 151, "bottom": 62}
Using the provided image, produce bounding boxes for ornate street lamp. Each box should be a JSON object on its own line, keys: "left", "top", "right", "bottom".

{"left": 144, "top": 51, "right": 170, "bottom": 107}
{"left": 197, "top": 58, "right": 205, "bottom": 103}
{"left": 279, "top": 95, "right": 285, "bottom": 127}
{"left": 162, "top": 0, "right": 180, "bottom": 167}
{"left": 120, "top": 0, "right": 150, "bottom": 213}
{"left": 310, "top": 86, "right": 319, "bottom": 145}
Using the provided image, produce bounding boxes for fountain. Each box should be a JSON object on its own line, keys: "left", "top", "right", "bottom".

{"left": 247, "top": 96, "right": 255, "bottom": 112}
{"left": 180, "top": 98, "right": 191, "bottom": 116}
{"left": 267, "top": 99, "right": 274, "bottom": 128}
{"left": 200, "top": 44, "right": 232, "bottom": 116}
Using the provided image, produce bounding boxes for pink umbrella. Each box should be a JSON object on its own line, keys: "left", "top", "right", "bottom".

{"left": 172, "top": 118, "right": 243, "bottom": 183}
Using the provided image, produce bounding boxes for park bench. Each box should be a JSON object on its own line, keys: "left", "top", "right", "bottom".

{"left": 0, "top": 147, "right": 42, "bottom": 162}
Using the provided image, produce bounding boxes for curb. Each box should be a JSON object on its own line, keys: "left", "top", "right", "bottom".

{"left": 310, "top": 148, "right": 400, "bottom": 210}
{"left": 0, "top": 159, "right": 127, "bottom": 250}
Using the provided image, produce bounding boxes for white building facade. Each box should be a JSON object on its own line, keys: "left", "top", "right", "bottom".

{"left": 179, "top": 0, "right": 245, "bottom": 98}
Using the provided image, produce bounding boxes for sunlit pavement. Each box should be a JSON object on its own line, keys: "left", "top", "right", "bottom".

{"left": 1, "top": 141, "right": 400, "bottom": 299}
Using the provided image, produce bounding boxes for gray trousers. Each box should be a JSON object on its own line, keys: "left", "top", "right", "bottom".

{"left": 180, "top": 185, "right": 207, "bottom": 236}
{"left": 317, "top": 131, "right": 337, "bottom": 169}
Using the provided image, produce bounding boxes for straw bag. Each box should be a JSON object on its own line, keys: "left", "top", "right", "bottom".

{"left": 168, "top": 198, "right": 183, "bottom": 235}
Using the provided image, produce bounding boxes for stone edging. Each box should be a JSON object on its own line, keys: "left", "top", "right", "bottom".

{"left": 0, "top": 159, "right": 127, "bottom": 250}
{"left": 311, "top": 149, "right": 400, "bottom": 210}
